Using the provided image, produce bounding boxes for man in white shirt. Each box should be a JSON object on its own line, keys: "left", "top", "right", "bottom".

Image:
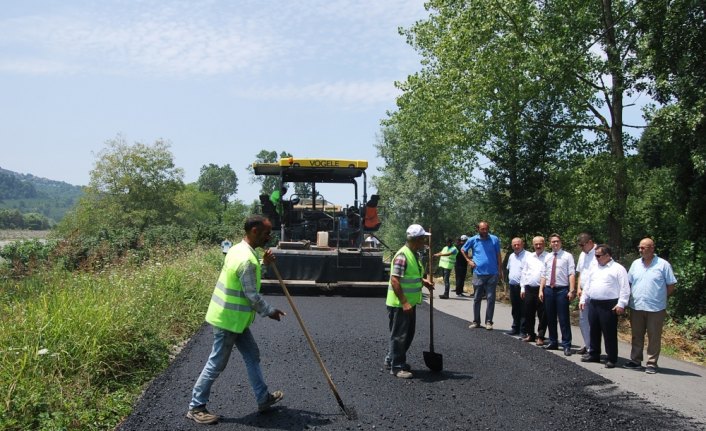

{"left": 539, "top": 233, "right": 575, "bottom": 356}
{"left": 575, "top": 233, "right": 598, "bottom": 355}
{"left": 506, "top": 238, "right": 527, "bottom": 336}
{"left": 520, "top": 236, "right": 548, "bottom": 345}
{"left": 579, "top": 244, "right": 630, "bottom": 369}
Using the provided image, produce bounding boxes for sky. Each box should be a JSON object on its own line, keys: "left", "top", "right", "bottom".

{"left": 0, "top": 0, "right": 428, "bottom": 204}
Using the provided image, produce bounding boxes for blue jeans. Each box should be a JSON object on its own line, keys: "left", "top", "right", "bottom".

{"left": 190, "top": 326, "right": 269, "bottom": 409}
{"left": 543, "top": 286, "right": 572, "bottom": 348}
{"left": 472, "top": 274, "right": 498, "bottom": 324}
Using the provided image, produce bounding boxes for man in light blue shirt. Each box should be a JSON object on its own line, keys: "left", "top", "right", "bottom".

{"left": 462, "top": 221, "right": 503, "bottom": 330}
{"left": 624, "top": 238, "right": 677, "bottom": 374}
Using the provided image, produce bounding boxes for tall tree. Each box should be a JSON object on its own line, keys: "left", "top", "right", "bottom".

{"left": 393, "top": 0, "right": 644, "bottom": 253}
{"left": 197, "top": 163, "right": 238, "bottom": 214}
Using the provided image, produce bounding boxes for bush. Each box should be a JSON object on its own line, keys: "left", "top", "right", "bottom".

{"left": 0, "top": 248, "right": 220, "bottom": 430}
{"left": 669, "top": 241, "right": 706, "bottom": 319}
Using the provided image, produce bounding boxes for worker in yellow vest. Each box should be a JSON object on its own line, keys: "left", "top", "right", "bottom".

{"left": 435, "top": 237, "right": 458, "bottom": 299}
{"left": 384, "top": 224, "right": 435, "bottom": 379}
{"left": 187, "top": 215, "right": 287, "bottom": 425}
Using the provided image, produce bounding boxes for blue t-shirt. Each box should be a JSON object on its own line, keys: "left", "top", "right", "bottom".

{"left": 462, "top": 234, "right": 501, "bottom": 275}
{"left": 628, "top": 255, "right": 677, "bottom": 312}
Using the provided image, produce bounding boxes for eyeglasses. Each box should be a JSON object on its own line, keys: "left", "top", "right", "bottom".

{"left": 595, "top": 254, "right": 604, "bottom": 258}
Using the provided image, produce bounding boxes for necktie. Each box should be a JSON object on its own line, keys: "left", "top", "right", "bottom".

{"left": 550, "top": 252, "right": 557, "bottom": 287}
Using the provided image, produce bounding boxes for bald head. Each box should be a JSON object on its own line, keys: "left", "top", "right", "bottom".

{"left": 638, "top": 238, "right": 656, "bottom": 260}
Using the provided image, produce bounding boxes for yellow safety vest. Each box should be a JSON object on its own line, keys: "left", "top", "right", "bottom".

{"left": 205, "top": 241, "right": 261, "bottom": 333}
{"left": 439, "top": 246, "right": 457, "bottom": 269}
{"left": 386, "top": 245, "right": 424, "bottom": 307}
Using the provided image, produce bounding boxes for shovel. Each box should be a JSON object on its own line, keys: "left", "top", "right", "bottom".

{"left": 423, "top": 227, "right": 443, "bottom": 372}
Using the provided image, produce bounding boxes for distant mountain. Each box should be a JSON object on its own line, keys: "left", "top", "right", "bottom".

{"left": 0, "top": 167, "right": 83, "bottom": 224}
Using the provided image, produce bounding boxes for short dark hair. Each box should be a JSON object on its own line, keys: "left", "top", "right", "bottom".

{"left": 244, "top": 214, "right": 269, "bottom": 232}
{"left": 595, "top": 244, "right": 612, "bottom": 256}
{"left": 577, "top": 232, "right": 593, "bottom": 243}
{"left": 549, "top": 233, "right": 562, "bottom": 241}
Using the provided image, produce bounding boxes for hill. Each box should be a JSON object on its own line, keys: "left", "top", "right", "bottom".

{"left": 0, "top": 167, "right": 83, "bottom": 224}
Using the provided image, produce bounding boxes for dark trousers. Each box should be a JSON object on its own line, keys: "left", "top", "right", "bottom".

{"left": 386, "top": 306, "right": 416, "bottom": 370}
{"left": 588, "top": 298, "right": 619, "bottom": 363}
{"left": 543, "top": 286, "right": 572, "bottom": 348}
{"left": 509, "top": 283, "right": 525, "bottom": 334}
{"left": 523, "top": 286, "right": 547, "bottom": 339}
{"left": 454, "top": 264, "right": 467, "bottom": 294}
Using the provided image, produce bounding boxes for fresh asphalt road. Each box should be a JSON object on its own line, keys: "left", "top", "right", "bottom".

{"left": 118, "top": 293, "right": 705, "bottom": 431}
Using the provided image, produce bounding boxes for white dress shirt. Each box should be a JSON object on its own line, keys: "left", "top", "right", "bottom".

{"left": 507, "top": 249, "right": 527, "bottom": 285}
{"left": 520, "top": 251, "right": 548, "bottom": 293}
{"left": 576, "top": 246, "right": 597, "bottom": 289}
{"left": 541, "top": 249, "right": 575, "bottom": 287}
{"left": 581, "top": 259, "right": 630, "bottom": 308}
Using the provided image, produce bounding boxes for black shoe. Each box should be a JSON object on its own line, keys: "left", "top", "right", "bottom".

{"left": 544, "top": 344, "right": 559, "bottom": 351}
{"left": 622, "top": 361, "right": 642, "bottom": 370}
{"left": 563, "top": 347, "right": 572, "bottom": 356}
{"left": 605, "top": 361, "right": 616, "bottom": 369}
{"left": 439, "top": 294, "right": 449, "bottom": 299}
{"left": 580, "top": 355, "right": 600, "bottom": 363}
{"left": 577, "top": 346, "right": 588, "bottom": 355}
{"left": 506, "top": 330, "right": 520, "bottom": 336}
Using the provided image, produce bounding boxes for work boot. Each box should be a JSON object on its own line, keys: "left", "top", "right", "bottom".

{"left": 258, "top": 390, "right": 284, "bottom": 412}
{"left": 186, "top": 407, "right": 219, "bottom": 424}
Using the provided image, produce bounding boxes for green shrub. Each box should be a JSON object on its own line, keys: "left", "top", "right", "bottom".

{"left": 0, "top": 247, "right": 221, "bottom": 430}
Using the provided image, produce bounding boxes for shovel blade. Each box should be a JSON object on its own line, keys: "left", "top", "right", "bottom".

{"left": 423, "top": 350, "right": 443, "bottom": 372}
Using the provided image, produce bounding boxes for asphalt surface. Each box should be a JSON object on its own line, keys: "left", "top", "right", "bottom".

{"left": 118, "top": 294, "right": 705, "bottom": 431}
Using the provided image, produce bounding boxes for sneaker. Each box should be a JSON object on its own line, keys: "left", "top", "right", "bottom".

{"left": 485, "top": 322, "right": 493, "bottom": 330}
{"left": 258, "top": 390, "right": 284, "bottom": 412}
{"left": 186, "top": 408, "right": 219, "bottom": 424}
{"left": 645, "top": 365, "right": 658, "bottom": 374}
{"left": 622, "top": 361, "right": 642, "bottom": 370}
{"left": 391, "top": 369, "right": 413, "bottom": 379}
{"left": 468, "top": 322, "right": 480, "bottom": 329}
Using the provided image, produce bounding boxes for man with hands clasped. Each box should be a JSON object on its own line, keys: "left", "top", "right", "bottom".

{"left": 579, "top": 244, "right": 630, "bottom": 369}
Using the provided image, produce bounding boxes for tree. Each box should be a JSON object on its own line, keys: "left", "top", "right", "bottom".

{"left": 58, "top": 136, "right": 184, "bottom": 235}
{"left": 394, "top": 0, "right": 644, "bottom": 254}
{"left": 174, "top": 183, "right": 221, "bottom": 225}
{"left": 197, "top": 163, "right": 238, "bottom": 216}
{"left": 248, "top": 150, "right": 292, "bottom": 196}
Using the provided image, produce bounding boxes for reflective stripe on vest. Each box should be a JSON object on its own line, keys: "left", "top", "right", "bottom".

{"left": 439, "top": 246, "right": 457, "bottom": 269}
{"left": 205, "top": 241, "right": 261, "bottom": 333}
{"left": 386, "top": 245, "right": 423, "bottom": 307}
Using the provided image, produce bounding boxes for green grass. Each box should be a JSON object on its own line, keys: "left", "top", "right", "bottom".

{"left": 0, "top": 247, "right": 224, "bottom": 430}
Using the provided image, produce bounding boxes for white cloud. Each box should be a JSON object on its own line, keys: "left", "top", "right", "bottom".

{"left": 0, "top": 5, "right": 281, "bottom": 77}
{"left": 234, "top": 80, "right": 401, "bottom": 108}
{"left": 0, "top": 0, "right": 426, "bottom": 78}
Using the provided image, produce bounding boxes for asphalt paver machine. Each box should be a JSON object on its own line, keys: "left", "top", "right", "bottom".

{"left": 252, "top": 157, "right": 388, "bottom": 295}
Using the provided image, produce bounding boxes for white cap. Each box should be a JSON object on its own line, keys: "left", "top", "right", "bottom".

{"left": 460, "top": 235, "right": 468, "bottom": 241}
{"left": 406, "top": 224, "right": 431, "bottom": 239}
